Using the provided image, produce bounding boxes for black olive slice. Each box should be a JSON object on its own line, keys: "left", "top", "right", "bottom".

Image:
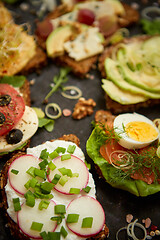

{"left": 6, "top": 129, "right": 23, "bottom": 144}
{"left": 0, "top": 112, "right": 5, "bottom": 124}
{"left": 0, "top": 94, "right": 11, "bottom": 106}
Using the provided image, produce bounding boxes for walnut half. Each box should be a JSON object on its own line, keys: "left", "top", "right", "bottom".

{"left": 72, "top": 97, "right": 96, "bottom": 120}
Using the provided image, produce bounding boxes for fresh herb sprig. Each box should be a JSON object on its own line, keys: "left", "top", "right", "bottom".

{"left": 44, "top": 67, "right": 71, "bottom": 103}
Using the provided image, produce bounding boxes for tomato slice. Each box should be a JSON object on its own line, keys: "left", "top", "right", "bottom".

{"left": 0, "top": 84, "right": 25, "bottom": 136}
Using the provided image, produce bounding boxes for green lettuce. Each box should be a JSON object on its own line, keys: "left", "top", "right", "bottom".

{"left": 86, "top": 126, "right": 160, "bottom": 197}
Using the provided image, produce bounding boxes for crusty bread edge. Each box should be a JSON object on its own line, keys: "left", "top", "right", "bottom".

{"left": 0, "top": 134, "right": 109, "bottom": 240}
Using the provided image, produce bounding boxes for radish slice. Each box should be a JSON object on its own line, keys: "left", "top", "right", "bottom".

{"left": 66, "top": 196, "right": 105, "bottom": 237}
{"left": 8, "top": 155, "right": 40, "bottom": 195}
{"left": 17, "top": 199, "right": 57, "bottom": 239}
{"left": 47, "top": 155, "right": 89, "bottom": 195}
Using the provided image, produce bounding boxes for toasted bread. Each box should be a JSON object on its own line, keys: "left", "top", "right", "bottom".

{"left": 0, "top": 134, "right": 109, "bottom": 240}
{"left": 35, "top": 1, "right": 139, "bottom": 76}
{"left": 0, "top": 2, "right": 47, "bottom": 76}
{"left": 98, "top": 35, "right": 160, "bottom": 114}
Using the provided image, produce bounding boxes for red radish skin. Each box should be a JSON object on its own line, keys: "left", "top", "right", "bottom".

{"left": 66, "top": 196, "right": 105, "bottom": 237}
{"left": 8, "top": 155, "right": 40, "bottom": 195}
{"left": 47, "top": 155, "right": 89, "bottom": 195}
{"left": 17, "top": 200, "right": 57, "bottom": 239}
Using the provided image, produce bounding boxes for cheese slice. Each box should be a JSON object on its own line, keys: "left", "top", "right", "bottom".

{"left": 0, "top": 106, "right": 38, "bottom": 153}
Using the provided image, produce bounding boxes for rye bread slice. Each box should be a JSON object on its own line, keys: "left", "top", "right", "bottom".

{"left": 0, "top": 134, "right": 109, "bottom": 240}
{"left": 35, "top": 2, "right": 139, "bottom": 76}
{"left": 98, "top": 35, "right": 160, "bottom": 114}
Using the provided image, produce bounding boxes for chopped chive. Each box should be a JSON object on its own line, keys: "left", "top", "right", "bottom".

{"left": 66, "top": 214, "right": 79, "bottom": 223}
{"left": 11, "top": 169, "right": 19, "bottom": 175}
{"left": 40, "top": 182, "right": 54, "bottom": 194}
{"left": 48, "top": 161, "right": 56, "bottom": 171}
{"left": 49, "top": 150, "right": 59, "bottom": 159}
{"left": 54, "top": 204, "right": 66, "bottom": 214}
{"left": 13, "top": 198, "right": 21, "bottom": 212}
{"left": 24, "top": 190, "right": 33, "bottom": 198}
{"left": 48, "top": 232, "right": 60, "bottom": 240}
{"left": 60, "top": 226, "right": 68, "bottom": 238}
{"left": 50, "top": 216, "right": 63, "bottom": 225}
{"left": 40, "top": 149, "right": 49, "bottom": 161}
{"left": 40, "top": 231, "right": 49, "bottom": 240}
{"left": 59, "top": 176, "right": 68, "bottom": 186}
{"left": 30, "top": 221, "right": 43, "bottom": 231}
{"left": 58, "top": 167, "right": 68, "bottom": 176}
{"left": 69, "top": 188, "right": 80, "bottom": 194}
{"left": 61, "top": 154, "right": 71, "bottom": 161}
{"left": 26, "top": 194, "right": 35, "bottom": 207}
{"left": 24, "top": 179, "right": 31, "bottom": 189}
{"left": 81, "top": 217, "right": 93, "bottom": 228}
{"left": 30, "top": 178, "right": 38, "bottom": 188}
{"left": 39, "top": 200, "right": 50, "bottom": 210}
{"left": 26, "top": 167, "right": 36, "bottom": 177}
{"left": 34, "top": 168, "right": 46, "bottom": 179}
{"left": 67, "top": 145, "right": 76, "bottom": 154}
{"left": 55, "top": 147, "right": 66, "bottom": 154}
{"left": 51, "top": 174, "right": 61, "bottom": 185}
{"left": 39, "top": 159, "right": 48, "bottom": 170}
{"left": 83, "top": 186, "right": 91, "bottom": 193}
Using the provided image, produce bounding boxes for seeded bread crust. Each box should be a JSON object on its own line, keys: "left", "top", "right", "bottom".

{"left": 0, "top": 134, "right": 109, "bottom": 240}
{"left": 35, "top": 2, "right": 139, "bottom": 76}
{"left": 98, "top": 35, "right": 160, "bottom": 114}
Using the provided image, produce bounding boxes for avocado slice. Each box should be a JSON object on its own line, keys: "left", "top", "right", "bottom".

{"left": 46, "top": 24, "right": 76, "bottom": 58}
{"left": 104, "top": 58, "right": 160, "bottom": 99}
{"left": 102, "top": 79, "right": 147, "bottom": 105}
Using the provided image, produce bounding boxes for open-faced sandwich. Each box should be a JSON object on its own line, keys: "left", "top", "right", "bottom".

{"left": 0, "top": 76, "right": 38, "bottom": 157}
{"left": 35, "top": 0, "right": 139, "bottom": 76}
{"left": 0, "top": 134, "right": 109, "bottom": 240}
{"left": 98, "top": 35, "right": 160, "bottom": 113}
{"left": 86, "top": 110, "right": 160, "bottom": 197}
{"left": 0, "top": 2, "right": 47, "bottom": 76}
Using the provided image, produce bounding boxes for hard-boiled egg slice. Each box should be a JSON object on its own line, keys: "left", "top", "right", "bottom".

{"left": 114, "top": 113, "right": 159, "bottom": 149}
{"left": 0, "top": 106, "right": 38, "bottom": 153}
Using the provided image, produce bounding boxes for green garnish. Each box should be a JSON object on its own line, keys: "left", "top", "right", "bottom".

{"left": 51, "top": 174, "right": 61, "bottom": 185}
{"left": 39, "top": 200, "right": 50, "bottom": 210}
{"left": 61, "top": 154, "right": 71, "bottom": 161}
{"left": 11, "top": 169, "right": 19, "bottom": 175}
{"left": 40, "top": 182, "right": 54, "bottom": 194}
{"left": 40, "top": 149, "right": 49, "bottom": 161}
{"left": 48, "top": 232, "right": 61, "bottom": 240}
{"left": 44, "top": 67, "right": 71, "bottom": 102}
{"left": 30, "top": 221, "right": 43, "bottom": 231}
{"left": 66, "top": 214, "right": 79, "bottom": 223}
{"left": 50, "top": 216, "right": 64, "bottom": 225}
{"left": 60, "top": 226, "right": 68, "bottom": 238}
{"left": 40, "top": 231, "right": 48, "bottom": 240}
{"left": 49, "top": 150, "right": 59, "bottom": 159}
{"left": 38, "top": 118, "right": 55, "bottom": 132}
{"left": 55, "top": 147, "right": 66, "bottom": 154}
{"left": 13, "top": 198, "right": 21, "bottom": 212}
{"left": 69, "top": 188, "right": 80, "bottom": 194}
{"left": 54, "top": 204, "right": 66, "bottom": 215}
{"left": 26, "top": 167, "right": 36, "bottom": 177}
{"left": 59, "top": 176, "right": 68, "bottom": 186}
{"left": 81, "top": 217, "right": 93, "bottom": 228}
{"left": 0, "top": 75, "right": 25, "bottom": 87}
{"left": 140, "top": 19, "right": 160, "bottom": 35}
{"left": 39, "top": 159, "right": 48, "bottom": 170}
{"left": 34, "top": 168, "right": 46, "bottom": 179}
{"left": 48, "top": 161, "right": 56, "bottom": 171}
{"left": 83, "top": 186, "right": 91, "bottom": 193}
{"left": 25, "top": 194, "right": 35, "bottom": 207}
{"left": 24, "top": 179, "right": 31, "bottom": 189}
{"left": 30, "top": 178, "right": 38, "bottom": 188}
{"left": 67, "top": 145, "right": 76, "bottom": 154}
{"left": 32, "top": 107, "right": 45, "bottom": 119}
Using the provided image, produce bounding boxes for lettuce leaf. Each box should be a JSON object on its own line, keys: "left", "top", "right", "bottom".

{"left": 86, "top": 126, "right": 160, "bottom": 197}
{"left": 0, "top": 76, "right": 26, "bottom": 88}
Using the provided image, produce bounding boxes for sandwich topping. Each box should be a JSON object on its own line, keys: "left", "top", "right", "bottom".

{"left": 5, "top": 140, "right": 106, "bottom": 239}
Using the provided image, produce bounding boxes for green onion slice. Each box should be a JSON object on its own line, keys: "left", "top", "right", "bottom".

{"left": 69, "top": 188, "right": 80, "bottom": 194}
{"left": 40, "top": 182, "right": 54, "bottom": 194}
{"left": 11, "top": 169, "right": 19, "bottom": 175}
{"left": 67, "top": 145, "right": 76, "bottom": 154}
{"left": 55, "top": 147, "right": 66, "bottom": 154}
{"left": 51, "top": 174, "right": 61, "bottom": 185}
{"left": 60, "top": 226, "right": 68, "bottom": 238}
{"left": 61, "top": 154, "right": 71, "bottom": 161}
{"left": 49, "top": 150, "right": 59, "bottom": 159}
{"left": 50, "top": 216, "right": 63, "bottom": 225}
{"left": 48, "top": 232, "right": 61, "bottom": 240}
{"left": 26, "top": 167, "right": 36, "bottom": 177}
{"left": 59, "top": 176, "right": 68, "bottom": 186}
{"left": 48, "top": 161, "right": 56, "bottom": 171}
{"left": 54, "top": 204, "right": 66, "bottom": 214}
{"left": 39, "top": 200, "right": 50, "bottom": 210}
{"left": 34, "top": 168, "right": 46, "bottom": 179}
{"left": 83, "top": 186, "right": 91, "bottom": 193}
{"left": 40, "top": 231, "right": 48, "bottom": 240}
{"left": 13, "top": 198, "right": 21, "bottom": 212}
{"left": 30, "top": 221, "right": 43, "bottom": 231}
{"left": 26, "top": 194, "right": 35, "bottom": 207}
{"left": 66, "top": 214, "right": 79, "bottom": 223}
{"left": 61, "top": 86, "right": 82, "bottom": 99}
{"left": 45, "top": 103, "right": 62, "bottom": 119}
{"left": 81, "top": 217, "right": 93, "bottom": 228}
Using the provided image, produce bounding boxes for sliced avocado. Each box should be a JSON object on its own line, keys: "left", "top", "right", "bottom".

{"left": 46, "top": 25, "right": 76, "bottom": 58}
{"left": 102, "top": 79, "right": 147, "bottom": 105}
{"left": 104, "top": 58, "right": 160, "bottom": 99}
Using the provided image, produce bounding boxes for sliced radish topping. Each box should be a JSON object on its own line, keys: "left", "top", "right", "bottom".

{"left": 17, "top": 199, "right": 57, "bottom": 239}
{"left": 8, "top": 155, "right": 40, "bottom": 195}
{"left": 66, "top": 196, "right": 105, "bottom": 237}
{"left": 47, "top": 155, "right": 89, "bottom": 195}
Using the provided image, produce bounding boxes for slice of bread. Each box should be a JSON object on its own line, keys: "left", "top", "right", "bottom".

{"left": 0, "top": 2, "right": 47, "bottom": 76}
{"left": 98, "top": 35, "right": 160, "bottom": 114}
{"left": 35, "top": 1, "right": 139, "bottom": 76}
{"left": 0, "top": 134, "right": 109, "bottom": 240}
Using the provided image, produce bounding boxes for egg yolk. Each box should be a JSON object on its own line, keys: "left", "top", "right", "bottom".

{"left": 125, "top": 121, "right": 158, "bottom": 142}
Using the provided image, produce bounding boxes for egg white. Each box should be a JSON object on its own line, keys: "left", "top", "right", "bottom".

{"left": 113, "top": 113, "right": 159, "bottom": 149}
